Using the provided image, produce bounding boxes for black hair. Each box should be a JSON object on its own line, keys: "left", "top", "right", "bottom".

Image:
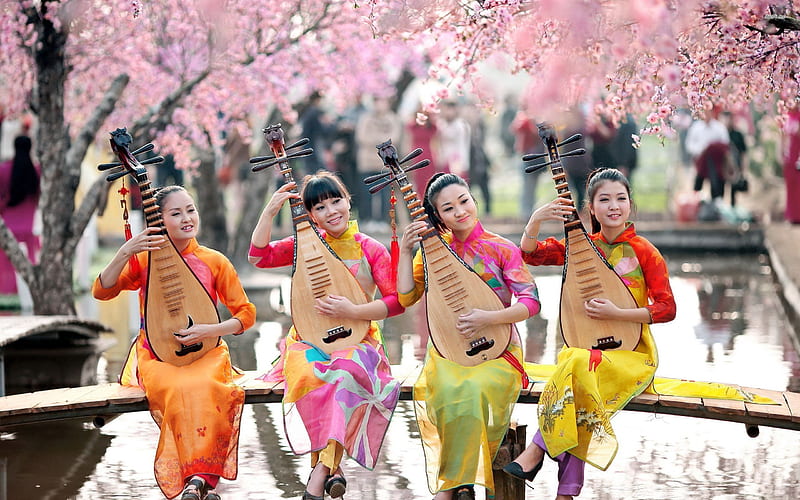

{"left": 423, "top": 172, "right": 470, "bottom": 234}
{"left": 585, "top": 168, "right": 634, "bottom": 233}
{"left": 300, "top": 170, "right": 351, "bottom": 212}
{"left": 8, "top": 136, "right": 39, "bottom": 207}
{"left": 154, "top": 185, "right": 189, "bottom": 211}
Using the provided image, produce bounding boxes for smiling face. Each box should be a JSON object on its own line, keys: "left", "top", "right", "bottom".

{"left": 309, "top": 196, "right": 351, "bottom": 237}
{"left": 159, "top": 189, "right": 200, "bottom": 250}
{"left": 588, "top": 180, "right": 631, "bottom": 237}
{"left": 431, "top": 183, "right": 478, "bottom": 238}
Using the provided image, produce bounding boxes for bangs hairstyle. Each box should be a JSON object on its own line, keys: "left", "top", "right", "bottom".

{"left": 301, "top": 171, "right": 351, "bottom": 211}
{"left": 423, "top": 172, "right": 470, "bottom": 234}
{"left": 585, "top": 167, "right": 634, "bottom": 233}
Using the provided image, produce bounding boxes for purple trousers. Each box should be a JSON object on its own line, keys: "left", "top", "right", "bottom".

{"left": 533, "top": 431, "right": 585, "bottom": 497}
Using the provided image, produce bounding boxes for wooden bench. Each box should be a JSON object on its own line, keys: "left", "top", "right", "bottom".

{"left": 1, "top": 366, "right": 799, "bottom": 434}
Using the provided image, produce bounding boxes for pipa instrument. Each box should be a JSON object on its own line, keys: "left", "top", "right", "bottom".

{"left": 250, "top": 124, "right": 370, "bottom": 354}
{"left": 99, "top": 128, "right": 220, "bottom": 366}
{"left": 524, "top": 124, "right": 641, "bottom": 351}
{"left": 366, "top": 140, "right": 510, "bottom": 366}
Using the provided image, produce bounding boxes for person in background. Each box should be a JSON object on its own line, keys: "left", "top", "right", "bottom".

{"left": 250, "top": 171, "right": 404, "bottom": 500}
{"left": 436, "top": 100, "right": 471, "bottom": 181}
{"left": 0, "top": 135, "right": 40, "bottom": 294}
{"left": 506, "top": 167, "right": 676, "bottom": 500}
{"left": 398, "top": 173, "right": 540, "bottom": 500}
{"left": 405, "top": 103, "right": 440, "bottom": 196}
{"left": 298, "top": 91, "right": 334, "bottom": 178}
{"left": 685, "top": 107, "right": 730, "bottom": 203}
{"left": 92, "top": 185, "right": 256, "bottom": 500}
{"left": 610, "top": 113, "right": 639, "bottom": 180}
{"left": 720, "top": 111, "right": 748, "bottom": 207}
{"left": 354, "top": 95, "right": 402, "bottom": 226}
{"left": 464, "top": 104, "right": 492, "bottom": 215}
{"left": 510, "top": 107, "right": 544, "bottom": 220}
{"left": 782, "top": 108, "right": 800, "bottom": 224}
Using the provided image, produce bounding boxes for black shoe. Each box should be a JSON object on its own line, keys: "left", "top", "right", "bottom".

{"left": 502, "top": 459, "right": 544, "bottom": 482}
{"left": 455, "top": 485, "right": 475, "bottom": 500}
{"left": 325, "top": 474, "right": 347, "bottom": 498}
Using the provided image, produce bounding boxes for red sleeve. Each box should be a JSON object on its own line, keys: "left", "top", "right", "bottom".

{"left": 632, "top": 237, "right": 676, "bottom": 324}
{"left": 521, "top": 237, "right": 566, "bottom": 267}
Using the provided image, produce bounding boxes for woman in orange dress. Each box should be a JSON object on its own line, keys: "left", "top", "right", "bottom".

{"left": 93, "top": 186, "right": 256, "bottom": 500}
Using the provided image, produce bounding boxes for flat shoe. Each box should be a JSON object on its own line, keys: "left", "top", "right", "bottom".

{"left": 301, "top": 491, "right": 323, "bottom": 500}
{"left": 325, "top": 474, "right": 347, "bottom": 498}
{"left": 455, "top": 485, "right": 475, "bottom": 500}
{"left": 502, "top": 459, "right": 543, "bottom": 482}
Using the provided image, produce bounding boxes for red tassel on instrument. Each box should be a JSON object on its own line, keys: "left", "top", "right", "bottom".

{"left": 389, "top": 187, "right": 399, "bottom": 284}
{"left": 119, "top": 182, "right": 140, "bottom": 275}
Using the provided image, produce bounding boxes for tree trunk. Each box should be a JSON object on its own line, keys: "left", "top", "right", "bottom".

{"left": 193, "top": 147, "right": 229, "bottom": 254}
{"left": 31, "top": 3, "right": 76, "bottom": 315}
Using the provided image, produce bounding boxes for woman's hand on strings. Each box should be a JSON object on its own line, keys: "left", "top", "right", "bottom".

{"left": 456, "top": 309, "right": 492, "bottom": 338}
{"left": 584, "top": 297, "right": 619, "bottom": 320}
{"left": 174, "top": 323, "right": 220, "bottom": 345}
{"left": 315, "top": 294, "right": 356, "bottom": 318}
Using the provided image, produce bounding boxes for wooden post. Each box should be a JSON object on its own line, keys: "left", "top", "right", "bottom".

{"left": 491, "top": 424, "right": 527, "bottom": 500}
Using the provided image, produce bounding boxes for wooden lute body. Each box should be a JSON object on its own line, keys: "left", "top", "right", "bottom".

{"left": 372, "top": 140, "right": 510, "bottom": 366}
{"left": 535, "top": 126, "right": 641, "bottom": 351}
{"left": 105, "top": 129, "right": 220, "bottom": 366}
{"left": 251, "top": 124, "right": 370, "bottom": 354}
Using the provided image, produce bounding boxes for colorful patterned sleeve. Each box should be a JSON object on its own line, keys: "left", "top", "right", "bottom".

{"left": 398, "top": 249, "right": 426, "bottom": 308}
{"left": 360, "top": 234, "right": 405, "bottom": 317}
{"left": 502, "top": 244, "right": 541, "bottom": 317}
{"left": 205, "top": 248, "right": 257, "bottom": 333}
{"left": 248, "top": 235, "right": 295, "bottom": 269}
{"left": 632, "top": 237, "right": 677, "bottom": 324}
{"left": 521, "top": 236, "right": 567, "bottom": 267}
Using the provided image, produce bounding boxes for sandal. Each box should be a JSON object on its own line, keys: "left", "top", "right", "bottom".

{"left": 301, "top": 492, "right": 323, "bottom": 500}
{"left": 324, "top": 474, "right": 347, "bottom": 498}
{"left": 180, "top": 477, "right": 206, "bottom": 500}
{"left": 455, "top": 485, "right": 475, "bottom": 500}
{"left": 204, "top": 488, "right": 221, "bottom": 500}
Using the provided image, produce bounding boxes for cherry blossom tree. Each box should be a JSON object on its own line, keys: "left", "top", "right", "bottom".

{"left": 364, "top": 0, "right": 800, "bottom": 134}
{"left": 0, "top": 0, "right": 422, "bottom": 314}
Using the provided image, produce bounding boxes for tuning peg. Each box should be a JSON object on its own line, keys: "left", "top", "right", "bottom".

{"left": 251, "top": 157, "right": 281, "bottom": 172}
{"left": 140, "top": 156, "right": 165, "bottom": 165}
{"left": 250, "top": 154, "right": 275, "bottom": 164}
{"left": 524, "top": 162, "right": 549, "bottom": 174}
{"left": 559, "top": 148, "right": 586, "bottom": 158}
{"left": 106, "top": 169, "right": 130, "bottom": 182}
{"left": 286, "top": 138, "right": 310, "bottom": 150}
{"left": 363, "top": 171, "right": 391, "bottom": 184}
{"left": 132, "top": 143, "right": 155, "bottom": 156}
{"left": 286, "top": 148, "right": 314, "bottom": 159}
{"left": 522, "top": 152, "right": 548, "bottom": 162}
{"left": 368, "top": 176, "right": 395, "bottom": 194}
{"left": 557, "top": 134, "right": 582, "bottom": 147}
{"left": 403, "top": 159, "right": 430, "bottom": 173}
{"left": 98, "top": 161, "right": 122, "bottom": 171}
{"left": 399, "top": 148, "right": 423, "bottom": 165}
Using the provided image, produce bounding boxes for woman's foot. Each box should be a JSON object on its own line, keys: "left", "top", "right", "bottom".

{"left": 502, "top": 443, "right": 545, "bottom": 482}
{"left": 180, "top": 476, "right": 206, "bottom": 500}
{"left": 454, "top": 485, "right": 475, "bottom": 499}
{"left": 324, "top": 468, "right": 347, "bottom": 498}
{"left": 204, "top": 488, "right": 221, "bottom": 500}
{"left": 303, "top": 462, "right": 329, "bottom": 499}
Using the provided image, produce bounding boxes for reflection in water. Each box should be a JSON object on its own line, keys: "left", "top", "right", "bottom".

{"left": 0, "top": 254, "right": 799, "bottom": 499}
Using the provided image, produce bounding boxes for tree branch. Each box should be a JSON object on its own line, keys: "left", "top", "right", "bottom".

{"left": 0, "top": 216, "right": 34, "bottom": 288}
{"left": 128, "top": 69, "right": 211, "bottom": 142}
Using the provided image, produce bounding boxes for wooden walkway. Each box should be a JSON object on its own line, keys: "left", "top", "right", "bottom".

{"left": 1, "top": 366, "right": 799, "bottom": 434}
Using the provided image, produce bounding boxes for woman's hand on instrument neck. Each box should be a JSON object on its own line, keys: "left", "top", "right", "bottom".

{"left": 251, "top": 181, "right": 300, "bottom": 249}
{"left": 397, "top": 221, "right": 427, "bottom": 296}
{"left": 521, "top": 198, "right": 574, "bottom": 252}
{"left": 98, "top": 227, "right": 166, "bottom": 289}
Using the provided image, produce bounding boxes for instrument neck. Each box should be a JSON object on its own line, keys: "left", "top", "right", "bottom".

{"left": 545, "top": 142, "right": 582, "bottom": 235}
{"left": 275, "top": 157, "right": 312, "bottom": 229}
{"left": 136, "top": 173, "right": 168, "bottom": 236}
{"left": 393, "top": 169, "right": 439, "bottom": 242}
